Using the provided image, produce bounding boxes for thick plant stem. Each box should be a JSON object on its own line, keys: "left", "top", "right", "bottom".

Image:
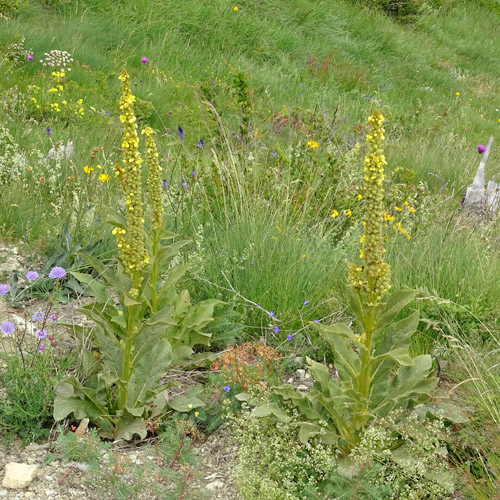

{"left": 119, "top": 303, "right": 139, "bottom": 409}
{"left": 150, "top": 230, "right": 160, "bottom": 314}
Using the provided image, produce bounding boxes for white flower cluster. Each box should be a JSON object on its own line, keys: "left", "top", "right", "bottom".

{"left": 0, "top": 125, "right": 28, "bottom": 186}
{"left": 40, "top": 50, "right": 73, "bottom": 72}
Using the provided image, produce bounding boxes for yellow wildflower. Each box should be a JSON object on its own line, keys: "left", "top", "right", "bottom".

{"left": 234, "top": 5, "right": 238, "bottom": 10}
{"left": 83, "top": 165, "right": 94, "bottom": 174}
{"left": 307, "top": 140, "right": 319, "bottom": 148}
{"left": 331, "top": 209, "right": 339, "bottom": 219}
{"left": 344, "top": 209, "right": 352, "bottom": 217}
{"left": 98, "top": 173, "right": 110, "bottom": 183}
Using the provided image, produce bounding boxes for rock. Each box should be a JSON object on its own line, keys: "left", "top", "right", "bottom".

{"left": 0, "top": 490, "right": 7, "bottom": 497}
{"left": 286, "top": 377, "right": 294, "bottom": 384}
{"left": 45, "top": 488, "right": 55, "bottom": 496}
{"left": 296, "top": 369, "right": 306, "bottom": 379}
{"left": 25, "top": 492, "right": 35, "bottom": 498}
{"left": 294, "top": 356, "right": 303, "bottom": 365}
{"left": 2, "top": 463, "right": 38, "bottom": 489}
{"left": 297, "top": 385, "right": 309, "bottom": 392}
{"left": 304, "top": 373, "right": 311, "bottom": 380}
{"left": 26, "top": 458, "right": 35, "bottom": 465}
{"left": 206, "top": 480, "right": 224, "bottom": 491}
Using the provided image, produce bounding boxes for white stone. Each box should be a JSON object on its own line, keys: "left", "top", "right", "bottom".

{"left": 206, "top": 480, "right": 224, "bottom": 491}
{"left": 297, "top": 385, "right": 309, "bottom": 392}
{"left": 25, "top": 492, "right": 35, "bottom": 498}
{"left": 2, "top": 463, "right": 38, "bottom": 489}
{"left": 296, "top": 369, "right": 306, "bottom": 379}
{"left": 0, "top": 490, "right": 7, "bottom": 497}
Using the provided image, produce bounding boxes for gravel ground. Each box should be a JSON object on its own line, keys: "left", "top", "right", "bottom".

{"left": 0, "top": 428, "right": 238, "bottom": 500}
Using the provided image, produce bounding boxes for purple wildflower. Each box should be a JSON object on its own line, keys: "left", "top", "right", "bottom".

{"left": 32, "top": 311, "right": 45, "bottom": 322}
{"left": 35, "top": 329, "right": 47, "bottom": 339}
{"left": 223, "top": 385, "right": 231, "bottom": 393}
{"left": 181, "top": 180, "right": 188, "bottom": 190}
{"left": 196, "top": 139, "right": 204, "bottom": 148}
{"left": 38, "top": 343, "right": 45, "bottom": 353}
{"left": 26, "top": 271, "right": 39, "bottom": 281}
{"left": 271, "top": 151, "right": 277, "bottom": 157}
{"left": 478, "top": 144, "right": 486, "bottom": 154}
{"left": 178, "top": 126, "right": 184, "bottom": 142}
{"left": 50, "top": 313, "right": 57, "bottom": 322}
{"left": 1, "top": 321, "right": 15, "bottom": 334}
{"left": 287, "top": 334, "right": 293, "bottom": 341}
{"left": 141, "top": 57, "right": 149, "bottom": 64}
{"left": 48, "top": 266, "right": 66, "bottom": 279}
{"left": 161, "top": 179, "right": 169, "bottom": 190}
{"left": 191, "top": 169, "right": 197, "bottom": 178}
{"left": 269, "top": 312, "right": 275, "bottom": 318}
{"left": 303, "top": 300, "right": 309, "bottom": 305}
{"left": 27, "top": 55, "right": 33, "bottom": 61}
{"left": 0, "top": 284, "right": 9, "bottom": 295}
{"left": 46, "top": 127, "right": 51, "bottom": 135}
{"left": 314, "top": 319, "right": 319, "bottom": 323}
{"left": 273, "top": 326, "right": 280, "bottom": 334}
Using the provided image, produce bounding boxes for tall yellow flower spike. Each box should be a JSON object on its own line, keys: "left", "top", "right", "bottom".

{"left": 116, "top": 69, "right": 148, "bottom": 298}
{"left": 141, "top": 127, "right": 164, "bottom": 232}
{"left": 348, "top": 109, "right": 390, "bottom": 300}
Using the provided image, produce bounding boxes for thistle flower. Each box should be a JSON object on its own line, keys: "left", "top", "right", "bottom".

{"left": 141, "top": 57, "right": 149, "bottom": 64}
{"left": 348, "top": 109, "right": 390, "bottom": 300}
{"left": 116, "top": 69, "right": 148, "bottom": 297}
{"left": 26, "top": 271, "right": 39, "bottom": 281}
{"left": 478, "top": 144, "right": 486, "bottom": 154}
{"left": 1, "top": 321, "right": 15, "bottom": 334}
{"left": 141, "top": 127, "right": 164, "bottom": 231}
{"left": 49, "top": 267, "right": 66, "bottom": 279}
{"left": 32, "top": 311, "right": 45, "bottom": 322}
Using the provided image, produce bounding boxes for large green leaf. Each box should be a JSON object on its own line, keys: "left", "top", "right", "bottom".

{"left": 115, "top": 417, "right": 147, "bottom": 440}
{"left": 169, "top": 395, "right": 205, "bottom": 412}
{"left": 94, "top": 325, "right": 123, "bottom": 379}
{"left": 374, "top": 310, "right": 419, "bottom": 354}
{"left": 314, "top": 322, "right": 360, "bottom": 346}
{"left": 126, "top": 338, "right": 172, "bottom": 407}
{"left": 371, "top": 347, "right": 414, "bottom": 367}
{"left": 374, "top": 289, "right": 418, "bottom": 331}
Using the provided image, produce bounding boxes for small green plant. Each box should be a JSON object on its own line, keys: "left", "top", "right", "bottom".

{"left": 257, "top": 110, "right": 437, "bottom": 450}
{"left": 0, "top": 277, "right": 74, "bottom": 444}
{"left": 53, "top": 70, "right": 222, "bottom": 440}
{"left": 53, "top": 422, "right": 204, "bottom": 500}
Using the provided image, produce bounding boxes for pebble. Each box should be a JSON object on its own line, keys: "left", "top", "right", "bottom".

{"left": 0, "top": 490, "right": 7, "bottom": 497}
{"left": 206, "top": 480, "right": 224, "bottom": 491}
{"left": 286, "top": 377, "right": 294, "bottom": 384}
{"left": 297, "top": 385, "right": 309, "bottom": 392}
{"left": 296, "top": 369, "right": 306, "bottom": 379}
{"left": 45, "top": 489, "right": 55, "bottom": 497}
{"left": 24, "top": 492, "right": 35, "bottom": 498}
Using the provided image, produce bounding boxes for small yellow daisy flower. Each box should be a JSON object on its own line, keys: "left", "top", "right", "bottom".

{"left": 330, "top": 209, "right": 339, "bottom": 219}
{"left": 234, "top": 6, "right": 238, "bottom": 10}
{"left": 307, "top": 140, "right": 319, "bottom": 148}
{"left": 98, "top": 173, "right": 110, "bottom": 183}
{"left": 83, "top": 165, "right": 94, "bottom": 174}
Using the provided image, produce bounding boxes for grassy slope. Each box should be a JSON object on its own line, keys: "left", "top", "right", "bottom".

{"left": 1, "top": 0, "right": 500, "bottom": 329}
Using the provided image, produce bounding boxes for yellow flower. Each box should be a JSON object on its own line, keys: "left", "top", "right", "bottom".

{"left": 194, "top": 411, "right": 199, "bottom": 417}
{"left": 357, "top": 194, "right": 363, "bottom": 200}
{"left": 344, "top": 209, "right": 352, "bottom": 217}
{"left": 307, "top": 140, "right": 319, "bottom": 148}
{"left": 98, "top": 173, "right": 110, "bottom": 183}
{"left": 83, "top": 165, "right": 94, "bottom": 174}
{"left": 234, "top": 6, "right": 238, "bottom": 10}
{"left": 455, "top": 92, "right": 460, "bottom": 96}
{"left": 330, "top": 209, "right": 339, "bottom": 219}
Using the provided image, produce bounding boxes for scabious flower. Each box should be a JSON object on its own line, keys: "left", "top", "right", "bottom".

{"left": 32, "top": 311, "right": 45, "bottom": 322}
{"left": 269, "top": 311, "right": 275, "bottom": 318}
{"left": 273, "top": 326, "right": 280, "bottom": 333}
{"left": 115, "top": 69, "right": 148, "bottom": 297}
{"left": 38, "top": 343, "right": 45, "bottom": 353}
{"left": 348, "top": 110, "right": 390, "bottom": 300}
{"left": 478, "top": 144, "right": 486, "bottom": 154}
{"left": 303, "top": 300, "right": 309, "bottom": 305}
{"left": 35, "top": 329, "right": 47, "bottom": 339}
{"left": 1, "top": 321, "right": 15, "bottom": 334}
{"left": 223, "top": 385, "right": 231, "bottom": 392}
{"left": 26, "top": 271, "right": 39, "bottom": 281}
{"left": 49, "top": 267, "right": 66, "bottom": 279}
{"left": 287, "top": 334, "right": 293, "bottom": 341}
{"left": 0, "top": 284, "right": 10, "bottom": 295}
{"left": 141, "top": 127, "right": 164, "bottom": 231}
{"left": 50, "top": 313, "right": 57, "bottom": 322}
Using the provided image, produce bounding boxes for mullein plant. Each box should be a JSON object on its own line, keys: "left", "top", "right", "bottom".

{"left": 257, "top": 110, "right": 437, "bottom": 451}
{"left": 54, "top": 70, "right": 222, "bottom": 440}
